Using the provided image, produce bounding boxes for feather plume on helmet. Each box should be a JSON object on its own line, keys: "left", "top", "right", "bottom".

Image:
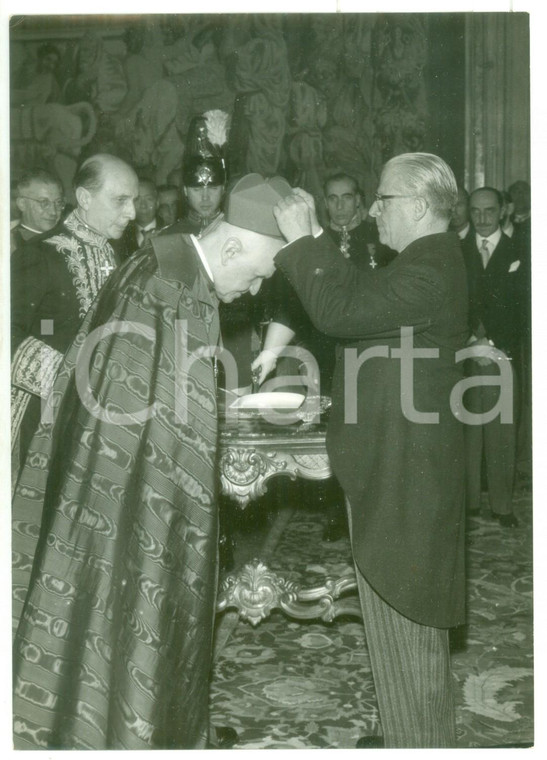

{"left": 203, "top": 109, "right": 230, "bottom": 151}
{"left": 182, "top": 110, "right": 231, "bottom": 188}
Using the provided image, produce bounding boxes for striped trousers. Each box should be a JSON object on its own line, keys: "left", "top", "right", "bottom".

{"left": 348, "top": 505, "right": 457, "bottom": 747}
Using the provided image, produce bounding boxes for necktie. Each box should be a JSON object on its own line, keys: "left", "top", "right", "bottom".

{"left": 480, "top": 238, "right": 490, "bottom": 268}
{"left": 139, "top": 227, "right": 155, "bottom": 247}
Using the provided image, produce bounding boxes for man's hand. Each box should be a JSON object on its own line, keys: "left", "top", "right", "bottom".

{"left": 274, "top": 190, "right": 321, "bottom": 243}
{"left": 291, "top": 187, "right": 322, "bottom": 236}
{"left": 466, "top": 337, "right": 507, "bottom": 367}
{"left": 251, "top": 349, "right": 279, "bottom": 386}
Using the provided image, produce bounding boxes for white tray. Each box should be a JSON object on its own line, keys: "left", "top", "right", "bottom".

{"left": 229, "top": 392, "right": 305, "bottom": 411}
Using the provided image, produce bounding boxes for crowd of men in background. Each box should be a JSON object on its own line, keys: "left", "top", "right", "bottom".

{"left": 10, "top": 161, "right": 532, "bottom": 529}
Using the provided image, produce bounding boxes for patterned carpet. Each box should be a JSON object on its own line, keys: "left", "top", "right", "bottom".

{"left": 209, "top": 481, "right": 534, "bottom": 749}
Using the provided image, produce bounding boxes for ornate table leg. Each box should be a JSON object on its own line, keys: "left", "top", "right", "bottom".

{"left": 219, "top": 446, "right": 332, "bottom": 508}
{"left": 216, "top": 558, "right": 362, "bottom": 625}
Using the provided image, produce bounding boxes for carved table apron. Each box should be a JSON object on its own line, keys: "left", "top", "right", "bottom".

{"left": 216, "top": 411, "right": 362, "bottom": 625}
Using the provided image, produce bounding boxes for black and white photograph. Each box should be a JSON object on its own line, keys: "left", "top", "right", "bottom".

{"left": 1, "top": 0, "right": 540, "bottom": 754}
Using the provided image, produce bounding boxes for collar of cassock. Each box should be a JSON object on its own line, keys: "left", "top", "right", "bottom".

{"left": 329, "top": 214, "right": 361, "bottom": 233}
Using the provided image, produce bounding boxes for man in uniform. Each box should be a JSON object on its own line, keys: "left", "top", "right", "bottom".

{"left": 11, "top": 153, "right": 138, "bottom": 483}
{"left": 12, "top": 173, "right": 292, "bottom": 751}
{"left": 174, "top": 155, "right": 226, "bottom": 236}
{"left": 10, "top": 168, "right": 65, "bottom": 252}
{"left": 273, "top": 153, "right": 468, "bottom": 748}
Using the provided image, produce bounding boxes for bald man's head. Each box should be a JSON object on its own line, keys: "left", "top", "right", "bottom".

{"left": 74, "top": 153, "right": 139, "bottom": 239}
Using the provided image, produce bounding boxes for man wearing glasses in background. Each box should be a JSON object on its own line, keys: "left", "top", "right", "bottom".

{"left": 10, "top": 153, "right": 138, "bottom": 487}
{"left": 10, "top": 168, "right": 65, "bottom": 253}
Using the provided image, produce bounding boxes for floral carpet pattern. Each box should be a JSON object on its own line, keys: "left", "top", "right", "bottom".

{"left": 210, "top": 484, "right": 533, "bottom": 749}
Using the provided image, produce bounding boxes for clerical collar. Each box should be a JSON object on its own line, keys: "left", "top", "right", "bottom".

{"left": 329, "top": 214, "right": 361, "bottom": 233}
{"left": 190, "top": 234, "right": 214, "bottom": 283}
{"left": 72, "top": 209, "right": 108, "bottom": 243}
{"left": 20, "top": 223, "right": 43, "bottom": 235}
{"left": 475, "top": 227, "right": 502, "bottom": 250}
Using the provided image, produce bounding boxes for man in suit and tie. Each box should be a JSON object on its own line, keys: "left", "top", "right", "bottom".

{"left": 461, "top": 186, "right": 525, "bottom": 526}
{"left": 273, "top": 153, "right": 468, "bottom": 747}
{"left": 116, "top": 177, "right": 159, "bottom": 259}
{"left": 157, "top": 183, "right": 182, "bottom": 227}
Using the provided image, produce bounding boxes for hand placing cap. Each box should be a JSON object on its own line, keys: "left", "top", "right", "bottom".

{"left": 225, "top": 173, "right": 293, "bottom": 238}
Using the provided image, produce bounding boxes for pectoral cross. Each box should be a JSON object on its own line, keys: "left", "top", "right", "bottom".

{"left": 367, "top": 244, "right": 377, "bottom": 269}
{"left": 100, "top": 262, "right": 115, "bottom": 276}
{"left": 339, "top": 227, "right": 350, "bottom": 258}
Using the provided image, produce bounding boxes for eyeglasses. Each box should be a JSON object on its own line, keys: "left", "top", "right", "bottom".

{"left": 374, "top": 193, "right": 415, "bottom": 207}
{"left": 19, "top": 196, "right": 66, "bottom": 212}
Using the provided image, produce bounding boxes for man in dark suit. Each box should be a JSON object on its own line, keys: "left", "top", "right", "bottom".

{"left": 273, "top": 153, "right": 468, "bottom": 747}
{"left": 115, "top": 177, "right": 160, "bottom": 259}
{"left": 253, "top": 172, "right": 398, "bottom": 544}
{"left": 156, "top": 183, "right": 182, "bottom": 227}
{"left": 462, "top": 187, "right": 525, "bottom": 526}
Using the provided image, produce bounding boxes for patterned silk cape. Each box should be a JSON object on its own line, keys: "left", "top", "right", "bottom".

{"left": 12, "top": 237, "right": 221, "bottom": 749}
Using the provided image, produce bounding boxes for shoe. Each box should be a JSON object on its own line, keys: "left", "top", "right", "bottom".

{"left": 208, "top": 726, "right": 239, "bottom": 749}
{"left": 356, "top": 735, "right": 384, "bottom": 748}
{"left": 495, "top": 513, "right": 519, "bottom": 528}
{"left": 322, "top": 519, "right": 347, "bottom": 542}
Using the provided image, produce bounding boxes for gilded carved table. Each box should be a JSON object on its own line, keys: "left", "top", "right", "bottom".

{"left": 215, "top": 405, "right": 362, "bottom": 625}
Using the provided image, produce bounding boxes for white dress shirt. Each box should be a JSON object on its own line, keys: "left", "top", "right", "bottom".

{"left": 475, "top": 227, "right": 502, "bottom": 267}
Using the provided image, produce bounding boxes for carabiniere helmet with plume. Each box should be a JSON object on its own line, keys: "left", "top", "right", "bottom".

{"left": 182, "top": 110, "right": 230, "bottom": 188}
